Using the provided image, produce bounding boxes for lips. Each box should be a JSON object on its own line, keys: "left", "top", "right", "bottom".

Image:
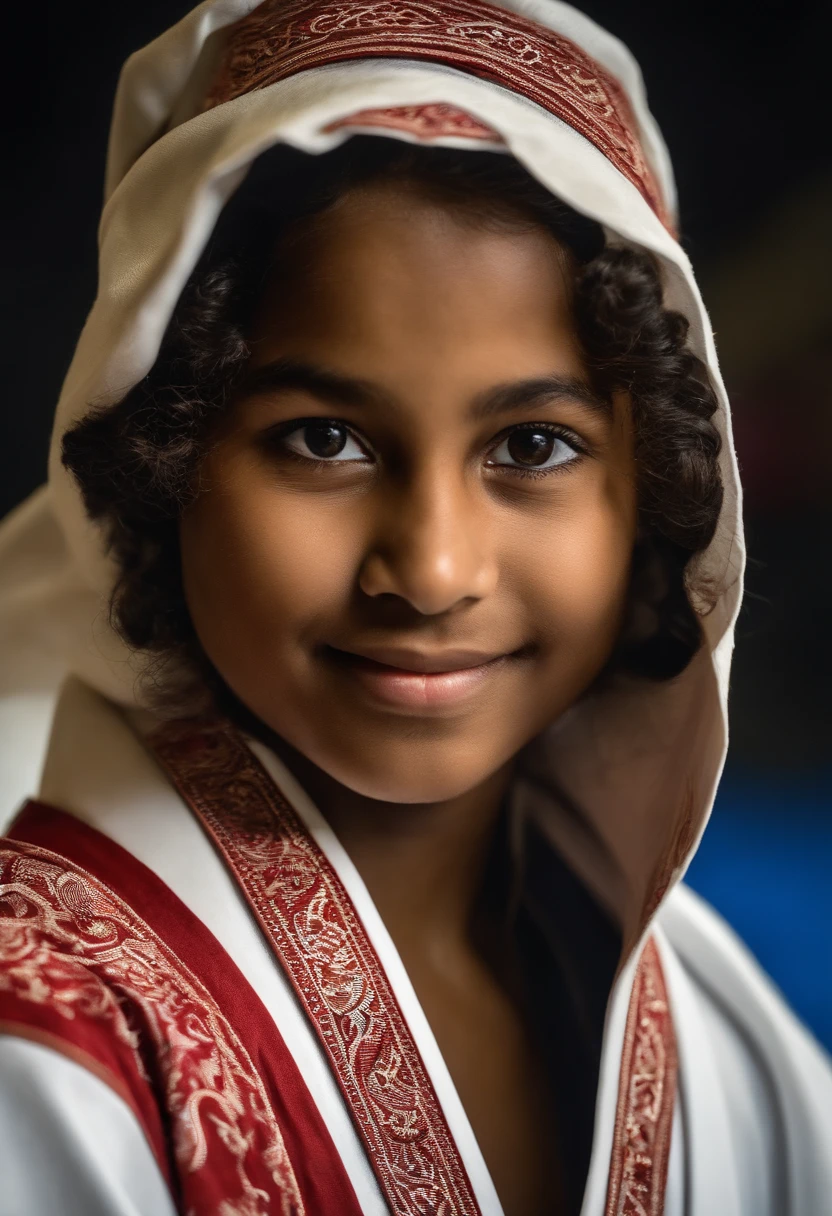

{"left": 326, "top": 644, "right": 509, "bottom": 674}
{"left": 321, "top": 643, "right": 528, "bottom": 713}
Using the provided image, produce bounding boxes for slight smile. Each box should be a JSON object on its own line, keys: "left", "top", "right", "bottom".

{"left": 320, "top": 644, "right": 532, "bottom": 712}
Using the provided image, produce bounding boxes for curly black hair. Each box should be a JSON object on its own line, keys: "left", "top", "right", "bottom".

{"left": 62, "top": 137, "right": 723, "bottom": 711}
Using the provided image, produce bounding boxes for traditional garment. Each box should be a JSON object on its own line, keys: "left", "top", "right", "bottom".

{"left": 0, "top": 2, "right": 830, "bottom": 1214}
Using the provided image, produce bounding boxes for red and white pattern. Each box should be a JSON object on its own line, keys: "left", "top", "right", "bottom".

{"left": 203, "top": 0, "right": 667, "bottom": 224}
{"left": 604, "top": 937, "right": 677, "bottom": 1216}
{"left": 151, "top": 718, "right": 678, "bottom": 1216}
{"left": 151, "top": 719, "right": 483, "bottom": 1216}
{"left": 0, "top": 837, "right": 304, "bottom": 1216}
{"left": 2, "top": 718, "right": 678, "bottom": 1215}
{"left": 323, "top": 102, "right": 503, "bottom": 143}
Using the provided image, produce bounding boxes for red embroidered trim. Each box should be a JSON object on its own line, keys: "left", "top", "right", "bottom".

{"left": 204, "top": 0, "right": 667, "bottom": 225}
{"left": 0, "top": 838, "right": 304, "bottom": 1216}
{"left": 604, "top": 937, "right": 677, "bottom": 1216}
{"left": 150, "top": 719, "right": 482, "bottom": 1216}
{"left": 323, "top": 101, "right": 503, "bottom": 142}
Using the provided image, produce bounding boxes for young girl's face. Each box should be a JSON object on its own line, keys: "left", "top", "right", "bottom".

{"left": 180, "top": 181, "right": 637, "bottom": 802}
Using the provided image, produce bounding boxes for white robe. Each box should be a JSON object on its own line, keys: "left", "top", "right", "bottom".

{"left": 3, "top": 678, "right": 828, "bottom": 1215}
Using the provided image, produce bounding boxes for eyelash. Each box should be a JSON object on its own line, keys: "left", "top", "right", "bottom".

{"left": 264, "top": 417, "right": 588, "bottom": 478}
{"left": 486, "top": 422, "right": 587, "bottom": 480}
{"left": 264, "top": 419, "right": 370, "bottom": 471}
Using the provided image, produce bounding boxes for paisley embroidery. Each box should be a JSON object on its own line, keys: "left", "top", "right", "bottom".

{"left": 604, "top": 936, "right": 677, "bottom": 1216}
{"left": 204, "top": 0, "right": 669, "bottom": 225}
{"left": 0, "top": 841, "right": 304, "bottom": 1216}
{"left": 150, "top": 719, "right": 482, "bottom": 1216}
{"left": 323, "top": 102, "right": 503, "bottom": 142}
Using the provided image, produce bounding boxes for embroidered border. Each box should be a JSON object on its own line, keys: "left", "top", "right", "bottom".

{"left": 323, "top": 102, "right": 504, "bottom": 142}
{"left": 0, "top": 839, "right": 304, "bottom": 1216}
{"left": 150, "top": 719, "right": 482, "bottom": 1216}
{"left": 203, "top": 0, "right": 668, "bottom": 225}
{"left": 604, "top": 937, "right": 677, "bottom": 1216}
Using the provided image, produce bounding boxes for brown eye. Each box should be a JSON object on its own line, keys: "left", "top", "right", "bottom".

{"left": 281, "top": 420, "right": 368, "bottom": 463}
{"left": 304, "top": 421, "right": 347, "bottom": 457}
{"left": 490, "top": 425, "right": 579, "bottom": 471}
{"left": 507, "top": 428, "right": 555, "bottom": 466}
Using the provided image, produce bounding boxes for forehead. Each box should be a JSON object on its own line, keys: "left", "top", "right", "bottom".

{"left": 250, "top": 182, "right": 585, "bottom": 389}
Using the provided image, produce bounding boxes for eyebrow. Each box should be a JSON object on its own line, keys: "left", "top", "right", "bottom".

{"left": 241, "top": 357, "right": 609, "bottom": 419}
{"left": 241, "top": 358, "right": 389, "bottom": 410}
{"left": 469, "top": 374, "right": 609, "bottom": 420}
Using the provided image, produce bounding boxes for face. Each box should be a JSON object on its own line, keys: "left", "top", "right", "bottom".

{"left": 180, "top": 181, "right": 637, "bottom": 803}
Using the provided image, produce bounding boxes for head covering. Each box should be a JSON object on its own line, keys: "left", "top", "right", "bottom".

{"left": 0, "top": 0, "right": 744, "bottom": 952}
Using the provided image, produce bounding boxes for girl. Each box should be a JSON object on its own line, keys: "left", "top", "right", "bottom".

{"left": 0, "top": 3, "right": 829, "bottom": 1215}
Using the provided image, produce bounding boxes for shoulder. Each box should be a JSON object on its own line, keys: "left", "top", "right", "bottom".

{"left": 0, "top": 828, "right": 179, "bottom": 1213}
{"left": 656, "top": 883, "right": 832, "bottom": 1213}
{"left": 0, "top": 820, "right": 313, "bottom": 1216}
{"left": 0, "top": 1033, "right": 177, "bottom": 1216}
{"left": 0, "top": 831, "right": 176, "bottom": 1170}
{"left": 659, "top": 880, "right": 831, "bottom": 1081}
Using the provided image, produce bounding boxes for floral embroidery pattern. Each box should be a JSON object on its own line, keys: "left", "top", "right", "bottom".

{"left": 0, "top": 841, "right": 303, "bottom": 1216}
{"left": 604, "top": 936, "right": 677, "bottom": 1216}
{"left": 151, "top": 719, "right": 482, "bottom": 1216}
{"left": 204, "top": 0, "right": 668, "bottom": 224}
{"left": 323, "top": 101, "right": 504, "bottom": 142}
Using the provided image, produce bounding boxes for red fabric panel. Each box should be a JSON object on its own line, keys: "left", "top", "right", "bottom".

{"left": 5, "top": 800, "right": 363, "bottom": 1216}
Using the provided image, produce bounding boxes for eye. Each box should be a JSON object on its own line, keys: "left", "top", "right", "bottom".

{"left": 488, "top": 424, "right": 580, "bottom": 472}
{"left": 281, "top": 419, "right": 369, "bottom": 463}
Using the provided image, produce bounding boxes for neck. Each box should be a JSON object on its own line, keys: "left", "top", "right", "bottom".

{"left": 268, "top": 734, "right": 515, "bottom": 961}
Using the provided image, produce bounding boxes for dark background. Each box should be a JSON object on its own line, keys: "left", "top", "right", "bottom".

{"left": 4, "top": 2, "right": 831, "bottom": 1046}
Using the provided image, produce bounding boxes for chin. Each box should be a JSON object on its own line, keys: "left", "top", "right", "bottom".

{"left": 315, "top": 740, "right": 495, "bottom": 805}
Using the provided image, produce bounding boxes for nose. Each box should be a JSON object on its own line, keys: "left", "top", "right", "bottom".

{"left": 358, "top": 468, "right": 498, "bottom": 615}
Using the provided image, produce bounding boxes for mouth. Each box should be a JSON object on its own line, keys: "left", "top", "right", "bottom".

{"left": 320, "top": 643, "right": 532, "bottom": 712}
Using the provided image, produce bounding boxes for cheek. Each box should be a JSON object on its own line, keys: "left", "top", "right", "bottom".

{"left": 519, "top": 471, "right": 636, "bottom": 667}
{"left": 179, "top": 469, "right": 358, "bottom": 679}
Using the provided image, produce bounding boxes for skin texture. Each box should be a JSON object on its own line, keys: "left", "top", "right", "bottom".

{"left": 180, "top": 181, "right": 637, "bottom": 1215}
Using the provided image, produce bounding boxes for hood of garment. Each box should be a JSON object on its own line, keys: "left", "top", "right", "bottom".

{"left": 32, "top": 0, "right": 744, "bottom": 954}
